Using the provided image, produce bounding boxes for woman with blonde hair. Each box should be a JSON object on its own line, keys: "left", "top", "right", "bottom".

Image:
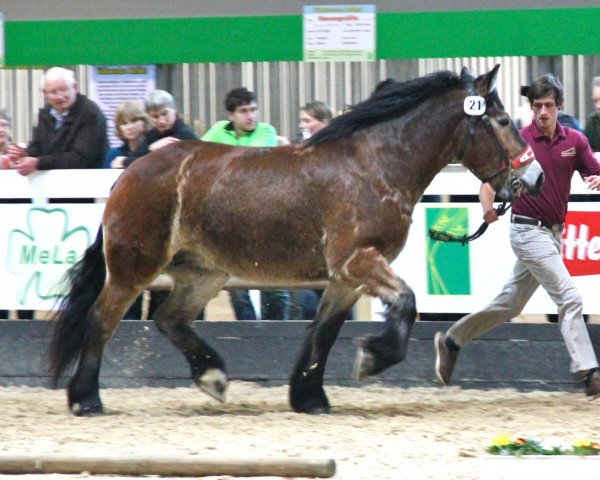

{"left": 104, "top": 101, "right": 150, "bottom": 168}
{"left": 298, "top": 100, "right": 332, "bottom": 140}
{"left": 292, "top": 100, "right": 353, "bottom": 320}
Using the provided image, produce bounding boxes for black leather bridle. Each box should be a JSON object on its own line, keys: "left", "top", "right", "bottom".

{"left": 455, "top": 93, "right": 534, "bottom": 186}
{"left": 429, "top": 89, "right": 535, "bottom": 245}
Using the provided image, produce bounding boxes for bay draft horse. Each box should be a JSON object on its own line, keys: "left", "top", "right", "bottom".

{"left": 48, "top": 65, "right": 544, "bottom": 416}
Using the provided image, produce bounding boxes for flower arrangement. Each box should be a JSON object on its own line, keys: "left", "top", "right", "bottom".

{"left": 488, "top": 434, "right": 600, "bottom": 456}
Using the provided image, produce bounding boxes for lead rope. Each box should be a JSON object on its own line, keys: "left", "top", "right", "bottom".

{"left": 428, "top": 201, "right": 511, "bottom": 245}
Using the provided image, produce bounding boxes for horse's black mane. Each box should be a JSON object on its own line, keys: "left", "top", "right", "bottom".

{"left": 307, "top": 70, "right": 469, "bottom": 146}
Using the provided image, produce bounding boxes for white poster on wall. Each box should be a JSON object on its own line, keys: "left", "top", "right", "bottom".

{"left": 303, "top": 5, "right": 376, "bottom": 61}
{"left": 88, "top": 65, "right": 156, "bottom": 147}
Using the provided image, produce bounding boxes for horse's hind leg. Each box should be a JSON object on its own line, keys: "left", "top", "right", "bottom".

{"left": 153, "top": 264, "right": 229, "bottom": 401}
{"left": 346, "top": 247, "right": 417, "bottom": 381}
{"left": 67, "top": 282, "right": 141, "bottom": 415}
{"left": 289, "top": 280, "right": 361, "bottom": 414}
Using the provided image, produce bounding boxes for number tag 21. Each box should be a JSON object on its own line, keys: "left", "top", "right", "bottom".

{"left": 464, "top": 96, "right": 486, "bottom": 116}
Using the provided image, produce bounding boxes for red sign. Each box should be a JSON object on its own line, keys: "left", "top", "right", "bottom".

{"left": 562, "top": 211, "right": 600, "bottom": 276}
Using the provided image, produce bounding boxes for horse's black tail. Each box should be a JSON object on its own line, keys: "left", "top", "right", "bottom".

{"left": 47, "top": 225, "right": 106, "bottom": 387}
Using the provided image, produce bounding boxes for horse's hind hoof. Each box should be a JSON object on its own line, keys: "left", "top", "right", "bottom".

{"left": 70, "top": 399, "right": 104, "bottom": 417}
{"left": 353, "top": 347, "right": 375, "bottom": 381}
{"left": 197, "top": 368, "right": 229, "bottom": 403}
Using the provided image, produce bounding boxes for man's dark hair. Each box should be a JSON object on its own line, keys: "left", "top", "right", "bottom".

{"left": 225, "top": 87, "right": 256, "bottom": 113}
{"left": 527, "top": 74, "right": 564, "bottom": 106}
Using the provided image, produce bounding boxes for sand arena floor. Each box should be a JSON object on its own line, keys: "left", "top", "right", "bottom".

{"left": 0, "top": 382, "right": 597, "bottom": 480}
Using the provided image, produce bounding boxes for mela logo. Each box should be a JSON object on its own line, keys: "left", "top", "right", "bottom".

{"left": 5, "top": 207, "right": 91, "bottom": 304}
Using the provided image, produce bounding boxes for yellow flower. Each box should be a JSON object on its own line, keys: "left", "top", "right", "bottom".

{"left": 574, "top": 440, "right": 592, "bottom": 448}
{"left": 490, "top": 434, "right": 513, "bottom": 447}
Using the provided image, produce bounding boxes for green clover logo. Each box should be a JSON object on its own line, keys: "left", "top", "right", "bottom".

{"left": 5, "top": 207, "right": 91, "bottom": 304}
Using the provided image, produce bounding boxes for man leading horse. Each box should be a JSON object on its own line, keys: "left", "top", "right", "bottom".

{"left": 435, "top": 74, "right": 600, "bottom": 400}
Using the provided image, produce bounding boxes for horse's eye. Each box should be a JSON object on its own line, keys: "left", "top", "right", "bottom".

{"left": 498, "top": 117, "right": 511, "bottom": 127}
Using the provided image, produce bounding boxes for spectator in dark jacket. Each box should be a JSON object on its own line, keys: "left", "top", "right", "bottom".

{"left": 6, "top": 67, "right": 108, "bottom": 176}
{"left": 119, "top": 90, "right": 197, "bottom": 168}
{"left": 118, "top": 90, "right": 198, "bottom": 319}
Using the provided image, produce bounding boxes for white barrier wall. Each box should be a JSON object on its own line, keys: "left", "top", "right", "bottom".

{"left": 0, "top": 169, "right": 599, "bottom": 314}
{"left": 390, "top": 201, "right": 600, "bottom": 316}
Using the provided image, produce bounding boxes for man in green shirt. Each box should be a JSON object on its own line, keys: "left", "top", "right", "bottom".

{"left": 202, "top": 87, "right": 289, "bottom": 320}
{"left": 202, "top": 88, "right": 278, "bottom": 147}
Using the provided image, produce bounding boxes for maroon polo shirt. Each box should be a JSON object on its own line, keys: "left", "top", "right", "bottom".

{"left": 513, "top": 121, "right": 600, "bottom": 225}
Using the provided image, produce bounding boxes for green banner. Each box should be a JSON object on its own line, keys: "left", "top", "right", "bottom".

{"left": 3, "top": 7, "right": 600, "bottom": 66}
{"left": 426, "top": 207, "right": 471, "bottom": 295}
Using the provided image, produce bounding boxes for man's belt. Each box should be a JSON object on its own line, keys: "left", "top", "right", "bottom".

{"left": 511, "top": 214, "right": 563, "bottom": 232}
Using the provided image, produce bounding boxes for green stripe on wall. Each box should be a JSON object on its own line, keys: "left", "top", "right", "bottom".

{"left": 5, "top": 16, "right": 303, "bottom": 66}
{"left": 4, "top": 7, "right": 600, "bottom": 67}
{"left": 378, "top": 8, "right": 600, "bottom": 59}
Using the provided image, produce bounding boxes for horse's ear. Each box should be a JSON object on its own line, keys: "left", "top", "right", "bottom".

{"left": 459, "top": 66, "right": 472, "bottom": 81}
{"left": 475, "top": 64, "right": 500, "bottom": 95}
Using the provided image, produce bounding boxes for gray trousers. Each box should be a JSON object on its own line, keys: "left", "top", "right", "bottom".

{"left": 448, "top": 223, "right": 598, "bottom": 373}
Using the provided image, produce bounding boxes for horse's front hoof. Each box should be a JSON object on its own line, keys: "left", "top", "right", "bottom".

{"left": 353, "top": 346, "right": 375, "bottom": 381}
{"left": 289, "top": 383, "right": 331, "bottom": 414}
{"left": 291, "top": 398, "right": 331, "bottom": 415}
{"left": 197, "top": 368, "right": 228, "bottom": 403}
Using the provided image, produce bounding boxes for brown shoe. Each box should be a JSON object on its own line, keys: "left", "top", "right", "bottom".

{"left": 584, "top": 369, "right": 600, "bottom": 400}
{"left": 434, "top": 332, "right": 458, "bottom": 386}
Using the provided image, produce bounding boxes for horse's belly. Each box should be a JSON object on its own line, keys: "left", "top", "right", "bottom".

{"left": 184, "top": 233, "right": 328, "bottom": 283}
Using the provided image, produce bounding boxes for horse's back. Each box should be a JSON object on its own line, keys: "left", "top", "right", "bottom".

{"left": 103, "top": 139, "right": 407, "bottom": 283}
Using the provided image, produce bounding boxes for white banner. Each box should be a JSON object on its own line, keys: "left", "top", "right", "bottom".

{"left": 378, "top": 202, "right": 600, "bottom": 319}
{"left": 0, "top": 170, "right": 598, "bottom": 315}
{"left": 0, "top": 203, "right": 104, "bottom": 309}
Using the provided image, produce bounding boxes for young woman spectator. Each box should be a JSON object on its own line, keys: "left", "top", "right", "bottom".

{"left": 120, "top": 90, "right": 196, "bottom": 168}
{"left": 104, "top": 101, "right": 150, "bottom": 168}
{"left": 291, "top": 101, "right": 341, "bottom": 320}
{"left": 297, "top": 101, "right": 332, "bottom": 141}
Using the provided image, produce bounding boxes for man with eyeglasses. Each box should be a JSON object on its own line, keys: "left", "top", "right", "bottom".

{"left": 201, "top": 87, "right": 290, "bottom": 321}
{"left": 6, "top": 67, "right": 108, "bottom": 175}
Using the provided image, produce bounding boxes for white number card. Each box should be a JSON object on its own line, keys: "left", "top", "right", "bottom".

{"left": 463, "top": 96, "right": 486, "bottom": 115}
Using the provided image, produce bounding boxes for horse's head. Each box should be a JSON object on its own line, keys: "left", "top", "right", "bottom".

{"left": 457, "top": 64, "right": 544, "bottom": 201}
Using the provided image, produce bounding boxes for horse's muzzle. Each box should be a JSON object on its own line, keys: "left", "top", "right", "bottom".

{"left": 517, "top": 159, "right": 544, "bottom": 197}
{"left": 496, "top": 159, "right": 544, "bottom": 201}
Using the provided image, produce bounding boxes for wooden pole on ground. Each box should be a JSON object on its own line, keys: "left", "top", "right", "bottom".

{"left": 0, "top": 454, "right": 336, "bottom": 478}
